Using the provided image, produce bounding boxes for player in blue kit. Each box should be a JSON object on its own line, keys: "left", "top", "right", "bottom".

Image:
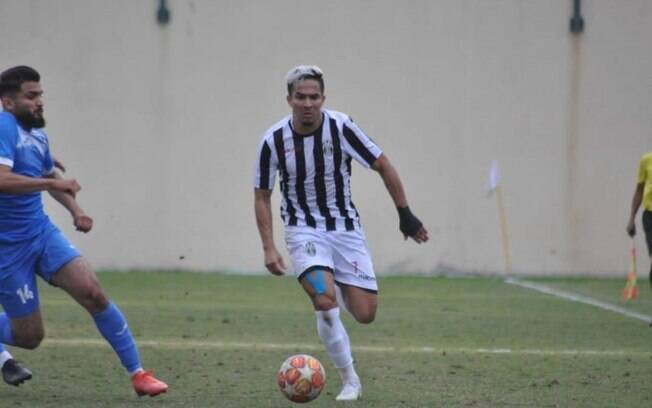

{"left": 0, "top": 66, "right": 167, "bottom": 396}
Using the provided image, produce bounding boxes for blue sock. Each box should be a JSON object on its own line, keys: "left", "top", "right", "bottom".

{"left": 92, "top": 302, "right": 141, "bottom": 374}
{"left": 0, "top": 313, "right": 15, "bottom": 346}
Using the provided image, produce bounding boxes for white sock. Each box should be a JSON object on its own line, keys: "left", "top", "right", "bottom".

{"left": 315, "top": 308, "right": 359, "bottom": 385}
{"left": 129, "top": 367, "right": 144, "bottom": 377}
{"left": 0, "top": 350, "right": 12, "bottom": 367}
{"left": 338, "top": 363, "right": 360, "bottom": 386}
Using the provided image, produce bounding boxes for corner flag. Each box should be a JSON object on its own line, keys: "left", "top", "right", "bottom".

{"left": 623, "top": 244, "right": 639, "bottom": 300}
{"left": 487, "top": 160, "right": 512, "bottom": 274}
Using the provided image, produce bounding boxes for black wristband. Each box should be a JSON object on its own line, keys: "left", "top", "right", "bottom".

{"left": 397, "top": 206, "right": 423, "bottom": 237}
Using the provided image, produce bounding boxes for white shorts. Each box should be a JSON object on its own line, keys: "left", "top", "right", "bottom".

{"left": 284, "top": 226, "right": 378, "bottom": 292}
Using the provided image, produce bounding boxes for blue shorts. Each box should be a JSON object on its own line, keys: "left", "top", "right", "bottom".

{"left": 0, "top": 222, "right": 81, "bottom": 318}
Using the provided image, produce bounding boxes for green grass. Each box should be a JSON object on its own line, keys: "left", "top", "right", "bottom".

{"left": 3, "top": 272, "right": 652, "bottom": 407}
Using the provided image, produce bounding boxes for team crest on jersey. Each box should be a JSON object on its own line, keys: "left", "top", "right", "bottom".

{"left": 305, "top": 241, "right": 317, "bottom": 256}
{"left": 322, "top": 140, "right": 334, "bottom": 156}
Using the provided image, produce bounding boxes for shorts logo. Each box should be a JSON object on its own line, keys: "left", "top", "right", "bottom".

{"left": 305, "top": 241, "right": 317, "bottom": 256}
{"left": 322, "top": 140, "right": 334, "bottom": 156}
{"left": 351, "top": 260, "right": 376, "bottom": 281}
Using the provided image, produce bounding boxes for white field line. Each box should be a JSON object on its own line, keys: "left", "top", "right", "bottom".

{"left": 505, "top": 277, "right": 652, "bottom": 323}
{"left": 42, "top": 338, "right": 652, "bottom": 357}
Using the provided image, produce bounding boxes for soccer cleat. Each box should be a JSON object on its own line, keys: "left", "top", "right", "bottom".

{"left": 335, "top": 382, "right": 362, "bottom": 401}
{"left": 131, "top": 370, "right": 168, "bottom": 397}
{"left": 2, "top": 359, "right": 32, "bottom": 386}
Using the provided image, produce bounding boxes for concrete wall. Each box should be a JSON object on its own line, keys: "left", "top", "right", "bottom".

{"left": 1, "top": 1, "right": 650, "bottom": 276}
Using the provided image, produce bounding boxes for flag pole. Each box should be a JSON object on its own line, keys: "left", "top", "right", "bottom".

{"left": 495, "top": 184, "right": 512, "bottom": 275}
{"left": 488, "top": 160, "right": 513, "bottom": 275}
{"left": 623, "top": 239, "right": 639, "bottom": 300}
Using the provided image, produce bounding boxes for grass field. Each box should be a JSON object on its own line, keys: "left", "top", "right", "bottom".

{"left": 2, "top": 271, "right": 652, "bottom": 407}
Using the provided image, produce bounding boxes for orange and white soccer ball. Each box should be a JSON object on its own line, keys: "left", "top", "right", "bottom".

{"left": 277, "top": 354, "right": 326, "bottom": 403}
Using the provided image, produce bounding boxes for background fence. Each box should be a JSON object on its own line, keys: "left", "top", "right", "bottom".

{"left": 1, "top": 0, "right": 650, "bottom": 275}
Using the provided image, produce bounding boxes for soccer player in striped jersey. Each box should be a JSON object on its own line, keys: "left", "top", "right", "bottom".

{"left": 254, "top": 65, "right": 428, "bottom": 401}
{"left": 0, "top": 66, "right": 167, "bottom": 396}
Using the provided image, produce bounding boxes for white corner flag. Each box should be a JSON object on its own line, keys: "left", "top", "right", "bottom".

{"left": 486, "top": 160, "right": 500, "bottom": 196}
{"left": 486, "top": 160, "right": 512, "bottom": 274}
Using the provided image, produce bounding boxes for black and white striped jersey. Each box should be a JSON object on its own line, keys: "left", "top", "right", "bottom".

{"left": 254, "top": 109, "right": 382, "bottom": 232}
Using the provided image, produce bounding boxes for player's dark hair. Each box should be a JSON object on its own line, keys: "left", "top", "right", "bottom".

{"left": 287, "top": 73, "right": 324, "bottom": 95}
{"left": 0, "top": 66, "right": 40, "bottom": 97}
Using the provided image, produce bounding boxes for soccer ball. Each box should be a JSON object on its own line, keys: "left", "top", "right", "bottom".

{"left": 277, "top": 354, "right": 326, "bottom": 403}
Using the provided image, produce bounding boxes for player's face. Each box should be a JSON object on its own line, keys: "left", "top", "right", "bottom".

{"left": 287, "top": 79, "right": 325, "bottom": 130}
{"left": 6, "top": 81, "right": 46, "bottom": 129}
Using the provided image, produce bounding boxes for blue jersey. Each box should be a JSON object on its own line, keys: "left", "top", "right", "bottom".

{"left": 0, "top": 111, "right": 54, "bottom": 243}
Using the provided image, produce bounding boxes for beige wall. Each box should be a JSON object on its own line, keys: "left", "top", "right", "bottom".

{"left": 1, "top": 1, "right": 650, "bottom": 276}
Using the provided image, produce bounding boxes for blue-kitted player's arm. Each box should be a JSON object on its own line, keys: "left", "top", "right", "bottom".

{"left": 40, "top": 143, "right": 91, "bottom": 232}
{"left": 53, "top": 156, "right": 66, "bottom": 172}
{"left": 0, "top": 165, "right": 80, "bottom": 196}
{"left": 44, "top": 169, "right": 93, "bottom": 233}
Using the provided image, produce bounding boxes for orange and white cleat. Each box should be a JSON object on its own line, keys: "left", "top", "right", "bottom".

{"left": 131, "top": 370, "right": 168, "bottom": 397}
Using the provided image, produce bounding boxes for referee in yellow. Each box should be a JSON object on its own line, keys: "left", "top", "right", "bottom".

{"left": 627, "top": 151, "right": 652, "bottom": 289}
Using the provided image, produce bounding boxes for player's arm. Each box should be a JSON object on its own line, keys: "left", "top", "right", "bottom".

{"left": 626, "top": 183, "right": 644, "bottom": 237}
{"left": 254, "top": 188, "right": 286, "bottom": 275}
{"left": 0, "top": 164, "right": 79, "bottom": 195}
{"left": 44, "top": 170, "right": 92, "bottom": 233}
{"left": 53, "top": 156, "right": 66, "bottom": 172}
{"left": 371, "top": 154, "right": 429, "bottom": 244}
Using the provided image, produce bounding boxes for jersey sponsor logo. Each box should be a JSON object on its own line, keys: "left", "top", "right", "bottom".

{"left": 305, "top": 241, "right": 317, "bottom": 256}
{"left": 322, "top": 140, "right": 334, "bottom": 156}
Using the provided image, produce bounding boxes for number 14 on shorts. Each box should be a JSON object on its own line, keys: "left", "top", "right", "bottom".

{"left": 16, "top": 284, "right": 34, "bottom": 304}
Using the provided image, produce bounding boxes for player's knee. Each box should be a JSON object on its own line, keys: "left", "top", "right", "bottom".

{"left": 21, "top": 334, "right": 44, "bottom": 350}
{"left": 81, "top": 285, "right": 109, "bottom": 314}
{"left": 312, "top": 294, "right": 337, "bottom": 311}
{"left": 14, "top": 327, "right": 45, "bottom": 350}
{"left": 353, "top": 308, "right": 376, "bottom": 324}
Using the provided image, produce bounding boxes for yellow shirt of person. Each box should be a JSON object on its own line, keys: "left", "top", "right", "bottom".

{"left": 638, "top": 152, "right": 652, "bottom": 211}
